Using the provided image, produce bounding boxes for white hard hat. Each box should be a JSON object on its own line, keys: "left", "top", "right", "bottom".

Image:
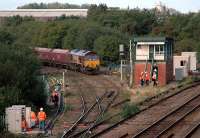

{"left": 40, "top": 107, "right": 43, "bottom": 111}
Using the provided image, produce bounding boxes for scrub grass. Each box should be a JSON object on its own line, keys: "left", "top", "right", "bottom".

{"left": 120, "top": 103, "right": 140, "bottom": 119}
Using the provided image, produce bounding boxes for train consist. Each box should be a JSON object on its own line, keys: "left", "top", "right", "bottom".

{"left": 34, "top": 47, "right": 100, "bottom": 73}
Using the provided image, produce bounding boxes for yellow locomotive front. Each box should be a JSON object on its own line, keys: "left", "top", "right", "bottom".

{"left": 84, "top": 54, "right": 100, "bottom": 71}
{"left": 70, "top": 49, "right": 100, "bottom": 73}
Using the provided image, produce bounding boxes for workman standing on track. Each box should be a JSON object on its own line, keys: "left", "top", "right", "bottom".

{"left": 37, "top": 107, "right": 47, "bottom": 131}
{"left": 140, "top": 72, "right": 144, "bottom": 86}
{"left": 30, "top": 111, "right": 37, "bottom": 128}
{"left": 152, "top": 71, "right": 157, "bottom": 86}
{"left": 145, "top": 72, "right": 150, "bottom": 86}
{"left": 51, "top": 90, "right": 59, "bottom": 106}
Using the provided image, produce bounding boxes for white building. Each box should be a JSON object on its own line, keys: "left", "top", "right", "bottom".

{"left": 182, "top": 52, "right": 197, "bottom": 71}
{"left": 0, "top": 9, "right": 88, "bottom": 20}
{"left": 173, "top": 52, "right": 197, "bottom": 76}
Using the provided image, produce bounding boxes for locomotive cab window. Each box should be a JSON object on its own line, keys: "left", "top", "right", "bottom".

{"left": 86, "top": 55, "right": 99, "bottom": 61}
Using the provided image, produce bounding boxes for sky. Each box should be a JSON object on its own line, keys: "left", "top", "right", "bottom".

{"left": 0, "top": 0, "right": 200, "bottom": 13}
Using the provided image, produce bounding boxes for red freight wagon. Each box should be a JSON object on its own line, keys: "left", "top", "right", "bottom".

{"left": 34, "top": 47, "right": 52, "bottom": 63}
{"left": 35, "top": 48, "right": 71, "bottom": 65}
{"left": 50, "top": 49, "right": 71, "bottom": 65}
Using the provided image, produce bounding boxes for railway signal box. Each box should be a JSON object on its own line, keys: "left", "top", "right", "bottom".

{"left": 133, "top": 37, "right": 174, "bottom": 86}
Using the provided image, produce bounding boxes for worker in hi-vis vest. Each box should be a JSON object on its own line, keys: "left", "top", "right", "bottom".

{"left": 145, "top": 72, "right": 150, "bottom": 86}
{"left": 140, "top": 72, "right": 144, "bottom": 86}
{"left": 37, "top": 107, "right": 47, "bottom": 130}
{"left": 30, "top": 111, "right": 37, "bottom": 128}
{"left": 152, "top": 69, "right": 157, "bottom": 86}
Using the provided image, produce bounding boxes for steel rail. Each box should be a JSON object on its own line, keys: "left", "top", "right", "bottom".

{"left": 85, "top": 91, "right": 118, "bottom": 137}
{"left": 61, "top": 91, "right": 107, "bottom": 138}
{"left": 132, "top": 92, "right": 200, "bottom": 138}
{"left": 60, "top": 95, "right": 86, "bottom": 138}
{"left": 183, "top": 119, "right": 200, "bottom": 138}
{"left": 70, "top": 91, "right": 119, "bottom": 138}
{"left": 91, "top": 81, "right": 200, "bottom": 138}
{"left": 155, "top": 98, "right": 200, "bottom": 138}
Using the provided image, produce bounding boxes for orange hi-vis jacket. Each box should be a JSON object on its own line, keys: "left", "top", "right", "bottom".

{"left": 140, "top": 72, "right": 144, "bottom": 80}
{"left": 37, "top": 111, "right": 47, "bottom": 121}
{"left": 31, "top": 111, "right": 37, "bottom": 122}
{"left": 145, "top": 73, "right": 150, "bottom": 81}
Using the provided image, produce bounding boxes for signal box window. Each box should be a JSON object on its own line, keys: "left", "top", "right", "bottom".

{"left": 155, "top": 45, "right": 164, "bottom": 55}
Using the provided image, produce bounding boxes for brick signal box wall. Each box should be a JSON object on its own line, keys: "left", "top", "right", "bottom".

{"left": 133, "top": 37, "right": 174, "bottom": 86}
{"left": 134, "top": 60, "right": 173, "bottom": 86}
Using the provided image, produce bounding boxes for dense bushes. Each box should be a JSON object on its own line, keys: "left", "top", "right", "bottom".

{"left": 120, "top": 103, "right": 140, "bottom": 118}
{"left": 1, "top": 4, "right": 200, "bottom": 65}
{"left": 0, "top": 33, "right": 47, "bottom": 114}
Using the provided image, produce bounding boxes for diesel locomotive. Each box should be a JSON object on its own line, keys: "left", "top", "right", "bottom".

{"left": 34, "top": 47, "right": 100, "bottom": 73}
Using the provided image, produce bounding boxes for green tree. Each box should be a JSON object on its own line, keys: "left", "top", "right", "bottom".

{"left": 175, "top": 39, "right": 198, "bottom": 53}
{"left": 0, "top": 30, "right": 14, "bottom": 45}
{"left": 94, "top": 35, "right": 121, "bottom": 65}
{"left": 76, "top": 26, "right": 102, "bottom": 50}
{"left": 3, "top": 15, "right": 23, "bottom": 26}
{"left": 0, "top": 44, "right": 47, "bottom": 113}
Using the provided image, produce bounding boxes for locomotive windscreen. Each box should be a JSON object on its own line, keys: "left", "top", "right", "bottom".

{"left": 86, "top": 55, "right": 99, "bottom": 60}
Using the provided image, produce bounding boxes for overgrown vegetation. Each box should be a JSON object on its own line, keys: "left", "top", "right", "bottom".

{"left": 1, "top": 4, "right": 200, "bottom": 65}
{"left": 0, "top": 31, "right": 47, "bottom": 126}
{"left": 178, "top": 76, "right": 200, "bottom": 87}
{"left": 65, "top": 104, "right": 73, "bottom": 112}
{"left": 120, "top": 103, "right": 140, "bottom": 118}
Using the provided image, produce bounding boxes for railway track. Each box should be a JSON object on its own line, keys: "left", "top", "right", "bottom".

{"left": 91, "top": 81, "right": 200, "bottom": 138}
{"left": 41, "top": 67, "right": 130, "bottom": 137}
{"left": 45, "top": 92, "right": 65, "bottom": 134}
{"left": 70, "top": 91, "right": 119, "bottom": 138}
{"left": 183, "top": 119, "right": 200, "bottom": 138}
{"left": 61, "top": 95, "right": 86, "bottom": 138}
{"left": 61, "top": 91, "right": 117, "bottom": 138}
{"left": 132, "top": 91, "right": 200, "bottom": 138}
{"left": 59, "top": 71, "right": 121, "bottom": 138}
